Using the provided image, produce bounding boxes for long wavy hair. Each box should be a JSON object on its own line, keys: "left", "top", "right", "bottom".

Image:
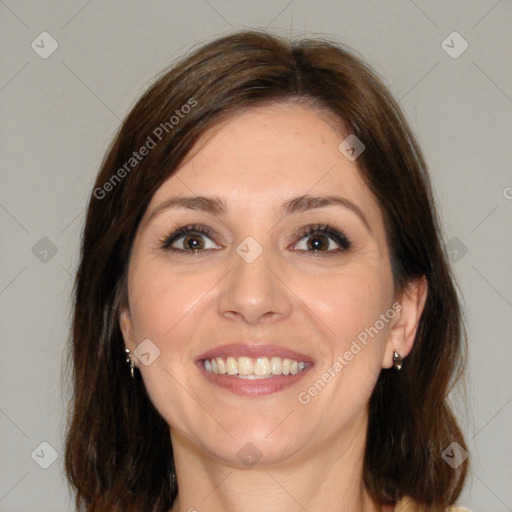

{"left": 64, "top": 30, "right": 469, "bottom": 511}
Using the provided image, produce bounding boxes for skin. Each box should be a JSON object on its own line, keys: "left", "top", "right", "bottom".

{"left": 120, "top": 102, "right": 428, "bottom": 512}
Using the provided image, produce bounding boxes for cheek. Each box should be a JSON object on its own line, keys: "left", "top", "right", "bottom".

{"left": 296, "top": 261, "right": 394, "bottom": 346}
{"left": 128, "top": 260, "right": 207, "bottom": 343}
{"left": 298, "top": 263, "right": 393, "bottom": 402}
{"left": 126, "top": 262, "right": 213, "bottom": 428}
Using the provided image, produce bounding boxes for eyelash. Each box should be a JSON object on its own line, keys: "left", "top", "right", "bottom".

{"left": 160, "top": 223, "right": 352, "bottom": 255}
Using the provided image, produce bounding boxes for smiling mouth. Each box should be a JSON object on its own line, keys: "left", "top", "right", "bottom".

{"left": 201, "top": 356, "right": 307, "bottom": 379}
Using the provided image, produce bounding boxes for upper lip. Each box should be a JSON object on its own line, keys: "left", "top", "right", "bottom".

{"left": 196, "top": 343, "right": 314, "bottom": 363}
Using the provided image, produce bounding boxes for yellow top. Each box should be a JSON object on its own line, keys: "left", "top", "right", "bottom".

{"left": 395, "top": 495, "right": 472, "bottom": 511}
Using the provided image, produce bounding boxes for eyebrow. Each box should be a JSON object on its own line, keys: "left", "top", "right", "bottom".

{"left": 146, "top": 194, "right": 373, "bottom": 235}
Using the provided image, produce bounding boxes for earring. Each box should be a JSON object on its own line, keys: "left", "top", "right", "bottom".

{"left": 125, "top": 348, "right": 135, "bottom": 379}
{"left": 392, "top": 350, "right": 403, "bottom": 370}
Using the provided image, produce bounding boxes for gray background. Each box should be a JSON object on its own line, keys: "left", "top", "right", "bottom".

{"left": 1, "top": 1, "right": 511, "bottom": 511}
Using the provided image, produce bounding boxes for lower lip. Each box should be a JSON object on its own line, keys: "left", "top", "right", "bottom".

{"left": 196, "top": 361, "right": 313, "bottom": 397}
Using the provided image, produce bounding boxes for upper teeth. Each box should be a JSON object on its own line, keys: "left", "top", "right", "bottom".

{"left": 203, "top": 356, "right": 306, "bottom": 378}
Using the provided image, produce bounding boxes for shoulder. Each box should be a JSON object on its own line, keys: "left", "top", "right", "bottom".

{"left": 395, "top": 496, "right": 474, "bottom": 511}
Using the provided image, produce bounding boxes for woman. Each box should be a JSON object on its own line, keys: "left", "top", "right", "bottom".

{"left": 64, "top": 30, "right": 471, "bottom": 511}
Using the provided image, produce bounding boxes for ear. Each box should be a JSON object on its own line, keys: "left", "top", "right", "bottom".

{"left": 119, "top": 308, "right": 137, "bottom": 354}
{"left": 382, "top": 275, "right": 428, "bottom": 369}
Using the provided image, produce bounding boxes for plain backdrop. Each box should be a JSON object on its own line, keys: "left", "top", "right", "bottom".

{"left": 1, "top": 1, "right": 511, "bottom": 511}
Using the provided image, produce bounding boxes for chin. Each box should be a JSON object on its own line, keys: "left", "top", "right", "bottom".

{"left": 206, "top": 433, "right": 303, "bottom": 468}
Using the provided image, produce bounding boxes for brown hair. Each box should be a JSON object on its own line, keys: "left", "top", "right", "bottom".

{"left": 64, "top": 30, "right": 468, "bottom": 511}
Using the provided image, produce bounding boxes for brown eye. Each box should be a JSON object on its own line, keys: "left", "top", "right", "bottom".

{"left": 307, "top": 235, "right": 330, "bottom": 251}
{"left": 181, "top": 234, "right": 205, "bottom": 250}
{"left": 161, "top": 224, "right": 220, "bottom": 252}
{"left": 293, "top": 224, "right": 351, "bottom": 253}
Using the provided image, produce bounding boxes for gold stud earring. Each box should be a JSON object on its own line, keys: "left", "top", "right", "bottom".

{"left": 125, "top": 348, "right": 135, "bottom": 379}
{"left": 393, "top": 350, "right": 403, "bottom": 370}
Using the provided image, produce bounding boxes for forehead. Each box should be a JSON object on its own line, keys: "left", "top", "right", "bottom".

{"left": 146, "top": 103, "right": 384, "bottom": 231}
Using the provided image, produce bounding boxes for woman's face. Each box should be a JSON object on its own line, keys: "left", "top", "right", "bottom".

{"left": 120, "top": 102, "right": 404, "bottom": 467}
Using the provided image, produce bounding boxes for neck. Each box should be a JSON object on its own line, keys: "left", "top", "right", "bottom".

{"left": 168, "top": 409, "right": 392, "bottom": 512}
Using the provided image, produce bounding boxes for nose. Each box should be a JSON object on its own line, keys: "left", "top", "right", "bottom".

{"left": 217, "top": 243, "right": 293, "bottom": 325}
